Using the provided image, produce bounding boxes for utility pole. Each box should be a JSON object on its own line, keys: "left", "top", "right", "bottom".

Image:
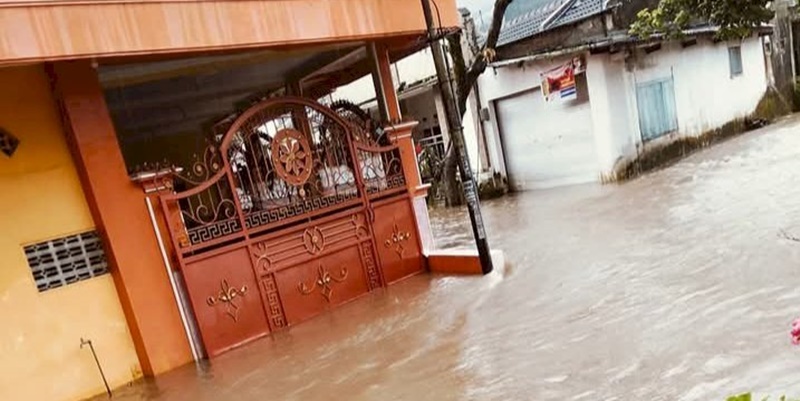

{"left": 420, "top": 0, "right": 493, "bottom": 274}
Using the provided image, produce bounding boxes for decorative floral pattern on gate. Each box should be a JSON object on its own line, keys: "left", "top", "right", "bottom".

{"left": 298, "top": 263, "right": 349, "bottom": 302}
{"left": 206, "top": 280, "right": 248, "bottom": 322}
{"left": 271, "top": 128, "right": 313, "bottom": 187}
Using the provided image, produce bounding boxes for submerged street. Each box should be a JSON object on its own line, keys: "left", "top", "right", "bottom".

{"left": 97, "top": 116, "right": 800, "bottom": 400}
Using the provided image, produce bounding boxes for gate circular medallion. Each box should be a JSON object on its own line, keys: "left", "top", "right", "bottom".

{"left": 271, "top": 129, "right": 313, "bottom": 186}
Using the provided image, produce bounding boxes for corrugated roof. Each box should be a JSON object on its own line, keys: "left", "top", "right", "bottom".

{"left": 496, "top": 0, "right": 608, "bottom": 47}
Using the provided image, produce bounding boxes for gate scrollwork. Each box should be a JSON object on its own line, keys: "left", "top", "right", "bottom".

{"left": 160, "top": 97, "right": 408, "bottom": 252}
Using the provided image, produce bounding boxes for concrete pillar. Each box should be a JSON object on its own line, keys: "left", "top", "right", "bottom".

{"left": 48, "top": 60, "right": 193, "bottom": 375}
{"left": 369, "top": 42, "right": 402, "bottom": 122}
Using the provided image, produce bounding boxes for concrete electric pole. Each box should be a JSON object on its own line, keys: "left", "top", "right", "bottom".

{"left": 420, "top": 0, "right": 493, "bottom": 274}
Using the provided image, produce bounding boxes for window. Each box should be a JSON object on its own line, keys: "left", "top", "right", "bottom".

{"left": 24, "top": 231, "right": 109, "bottom": 292}
{"left": 636, "top": 77, "right": 678, "bottom": 141}
{"left": 729, "top": 46, "right": 743, "bottom": 77}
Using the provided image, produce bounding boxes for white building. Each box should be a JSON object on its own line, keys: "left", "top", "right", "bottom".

{"left": 471, "top": 0, "right": 773, "bottom": 191}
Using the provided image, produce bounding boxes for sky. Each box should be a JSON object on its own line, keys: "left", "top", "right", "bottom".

{"left": 457, "top": 0, "right": 493, "bottom": 12}
{"left": 456, "top": 0, "right": 497, "bottom": 26}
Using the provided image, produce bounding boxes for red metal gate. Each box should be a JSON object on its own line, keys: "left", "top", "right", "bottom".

{"left": 159, "top": 97, "right": 424, "bottom": 356}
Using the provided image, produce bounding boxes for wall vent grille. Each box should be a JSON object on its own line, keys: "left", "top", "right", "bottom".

{"left": 24, "top": 231, "right": 109, "bottom": 292}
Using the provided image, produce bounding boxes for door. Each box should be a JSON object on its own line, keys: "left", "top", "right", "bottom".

{"left": 495, "top": 78, "right": 598, "bottom": 191}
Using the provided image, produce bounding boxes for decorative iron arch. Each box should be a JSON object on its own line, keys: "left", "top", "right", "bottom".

{"left": 161, "top": 96, "right": 405, "bottom": 252}
{"left": 218, "top": 96, "right": 356, "bottom": 155}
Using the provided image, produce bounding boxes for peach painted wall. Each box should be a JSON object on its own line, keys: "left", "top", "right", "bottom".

{"left": 0, "top": 65, "right": 141, "bottom": 401}
{"left": 0, "top": 0, "right": 460, "bottom": 66}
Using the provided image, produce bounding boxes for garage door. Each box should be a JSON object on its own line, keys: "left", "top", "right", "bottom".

{"left": 495, "top": 84, "right": 598, "bottom": 191}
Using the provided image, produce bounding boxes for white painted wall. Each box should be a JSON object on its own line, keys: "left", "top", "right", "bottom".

{"left": 628, "top": 36, "right": 767, "bottom": 138}
{"left": 587, "top": 35, "right": 768, "bottom": 177}
{"left": 476, "top": 35, "right": 769, "bottom": 184}
{"left": 586, "top": 52, "right": 641, "bottom": 176}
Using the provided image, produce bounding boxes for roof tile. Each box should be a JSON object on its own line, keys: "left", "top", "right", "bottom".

{"left": 495, "top": 0, "right": 606, "bottom": 47}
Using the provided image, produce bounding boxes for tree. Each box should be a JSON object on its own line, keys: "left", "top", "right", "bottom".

{"left": 434, "top": 0, "right": 513, "bottom": 207}
{"left": 629, "top": 0, "right": 774, "bottom": 40}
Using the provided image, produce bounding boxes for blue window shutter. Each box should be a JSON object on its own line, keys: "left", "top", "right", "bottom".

{"left": 729, "top": 46, "right": 743, "bottom": 76}
{"left": 636, "top": 78, "right": 678, "bottom": 141}
{"left": 661, "top": 78, "right": 678, "bottom": 134}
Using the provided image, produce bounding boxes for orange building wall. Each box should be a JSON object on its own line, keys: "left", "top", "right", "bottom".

{"left": 0, "top": 0, "right": 460, "bottom": 66}
{"left": 0, "top": 64, "right": 141, "bottom": 401}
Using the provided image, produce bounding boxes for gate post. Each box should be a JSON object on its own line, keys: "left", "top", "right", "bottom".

{"left": 385, "top": 122, "right": 435, "bottom": 254}
{"left": 130, "top": 167, "right": 204, "bottom": 362}
{"left": 384, "top": 121, "right": 421, "bottom": 192}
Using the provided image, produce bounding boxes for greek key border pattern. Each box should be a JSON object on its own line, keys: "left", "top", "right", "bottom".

{"left": 360, "top": 241, "right": 381, "bottom": 290}
{"left": 244, "top": 192, "right": 358, "bottom": 229}
{"left": 261, "top": 274, "right": 287, "bottom": 329}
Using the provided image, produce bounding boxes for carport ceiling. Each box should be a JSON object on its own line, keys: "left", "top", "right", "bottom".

{"left": 98, "top": 42, "right": 363, "bottom": 88}
{"left": 100, "top": 43, "right": 363, "bottom": 140}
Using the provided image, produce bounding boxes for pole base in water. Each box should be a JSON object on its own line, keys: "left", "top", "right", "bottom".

{"left": 427, "top": 249, "right": 504, "bottom": 275}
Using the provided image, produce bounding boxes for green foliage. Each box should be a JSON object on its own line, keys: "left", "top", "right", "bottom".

{"left": 629, "top": 0, "right": 774, "bottom": 40}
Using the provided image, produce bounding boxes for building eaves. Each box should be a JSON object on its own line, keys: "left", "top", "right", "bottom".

{"left": 489, "top": 24, "right": 774, "bottom": 68}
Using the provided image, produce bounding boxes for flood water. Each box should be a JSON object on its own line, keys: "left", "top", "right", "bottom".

{"left": 95, "top": 116, "right": 800, "bottom": 401}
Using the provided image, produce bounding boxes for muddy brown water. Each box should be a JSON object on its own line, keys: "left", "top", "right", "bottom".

{"left": 92, "top": 116, "right": 800, "bottom": 401}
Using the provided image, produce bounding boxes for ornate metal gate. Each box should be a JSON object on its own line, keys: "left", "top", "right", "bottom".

{"left": 159, "top": 97, "right": 424, "bottom": 356}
